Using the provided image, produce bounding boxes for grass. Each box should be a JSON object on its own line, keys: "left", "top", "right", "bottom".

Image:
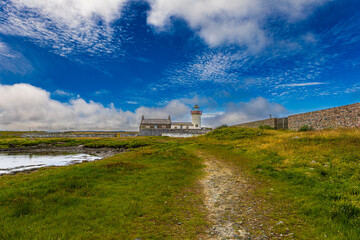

{"left": 0, "top": 138, "right": 90, "bottom": 148}
{"left": 0, "top": 143, "right": 206, "bottom": 239}
{"left": 206, "top": 126, "right": 263, "bottom": 140}
{"left": 1, "top": 128, "right": 360, "bottom": 239}
{"left": 84, "top": 138, "right": 150, "bottom": 148}
{"left": 0, "top": 137, "right": 161, "bottom": 149}
{"left": 0, "top": 131, "right": 44, "bottom": 139}
{"left": 198, "top": 127, "right": 360, "bottom": 239}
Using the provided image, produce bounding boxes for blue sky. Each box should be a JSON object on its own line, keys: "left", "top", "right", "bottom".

{"left": 0, "top": 0, "right": 359, "bottom": 130}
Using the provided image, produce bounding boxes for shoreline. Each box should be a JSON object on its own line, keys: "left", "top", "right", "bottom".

{"left": 0, "top": 145, "right": 124, "bottom": 176}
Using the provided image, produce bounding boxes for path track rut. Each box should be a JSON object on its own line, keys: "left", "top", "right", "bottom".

{"left": 197, "top": 150, "right": 290, "bottom": 240}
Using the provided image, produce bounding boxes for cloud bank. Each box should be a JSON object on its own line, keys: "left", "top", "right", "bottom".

{"left": 1, "top": 0, "right": 129, "bottom": 57}
{"left": 0, "top": 0, "right": 330, "bottom": 58}
{"left": 147, "top": 0, "right": 329, "bottom": 51}
{"left": 0, "top": 84, "right": 286, "bottom": 131}
{"left": 0, "top": 83, "right": 193, "bottom": 131}
{"left": 204, "top": 97, "right": 287, "bottom": 126}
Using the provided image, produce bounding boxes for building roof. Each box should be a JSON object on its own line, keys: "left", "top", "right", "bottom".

{"left": 141, "top": 119, "right": 171, "bottom": 124}
{"left": 172, "top": 122, "right": 193, "bottom": 126}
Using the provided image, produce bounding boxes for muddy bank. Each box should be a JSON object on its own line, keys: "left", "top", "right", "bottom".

{"left": 0, "top": 145, "right": 125, "bottom": 158}
{"left": 0, "top": 145, "right": 125, "bottom": 176}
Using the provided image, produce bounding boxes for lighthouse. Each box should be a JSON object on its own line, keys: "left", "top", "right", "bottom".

{"left": 191, "top": 105, "right": 202, "bottom": 129}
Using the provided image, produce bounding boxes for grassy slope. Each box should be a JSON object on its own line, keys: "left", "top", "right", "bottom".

{"left": 198, "top": 127, "right": 360, "bottom": 239}
{"left": 0, "top": 140, "right": 206, "bottom": 239}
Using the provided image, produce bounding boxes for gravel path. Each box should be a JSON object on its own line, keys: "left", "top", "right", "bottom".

{"left": 198, "top": 151, "right": 248, "bottom": 239}
{"left": 197, "top": 151, "right": 290, "bottom": 240}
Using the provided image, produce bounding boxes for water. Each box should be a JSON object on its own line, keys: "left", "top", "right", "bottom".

{"left": 0, "top": 153, "right": 101, "bottom": 175}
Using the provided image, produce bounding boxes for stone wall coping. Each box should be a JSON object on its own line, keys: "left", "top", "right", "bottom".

{"left": 288, "top": 102, "right": 360, "bottom": 118}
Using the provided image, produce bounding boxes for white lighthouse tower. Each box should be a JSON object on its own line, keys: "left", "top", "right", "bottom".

{"left": 191, "top": 105, "right": 202, "bottom": 129}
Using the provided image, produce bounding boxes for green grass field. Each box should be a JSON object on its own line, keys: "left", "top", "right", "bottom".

{"left": 0, "top": 139, "right": 205, "bottom": 239}
{"left": 1, "top": 128, "right": 360, "bottom": 239}
{"left": 198, "top": 127, "right": 360, "bottom": 239}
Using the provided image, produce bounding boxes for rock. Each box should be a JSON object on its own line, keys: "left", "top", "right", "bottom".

{"left": 177, "top": 222, "right": 182, "bottom": 225}
{"left": 276, "top": 221, "right": 284, "bottom": 225}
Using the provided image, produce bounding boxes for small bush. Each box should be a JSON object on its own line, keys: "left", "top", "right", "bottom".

{"left": 206, "top": 127, "right": 263, "bottom": 140}
{"left": 258, "top": 125, "right": 273, "bottom": 130}
{"left": 215, "top": 124, "right": 228, "bottom": 129}
{"left": 298, "top": 125, "right": 314, "bottom": 132}
{"left": 84, "top": 139, "right": 149, "bottom": 149}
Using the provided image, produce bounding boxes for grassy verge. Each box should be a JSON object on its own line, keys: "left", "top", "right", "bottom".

{"left": 197, "top": 127, "right": 360, "bottom": 239}
{"left": 0, "top": 144, "right": 206, "bottom": 239}
{"left": 0, "top": 137, "right": 165, "bottom": 149}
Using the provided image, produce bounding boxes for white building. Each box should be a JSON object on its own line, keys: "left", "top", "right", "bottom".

{"left": 140, "top": 105, "right": 203, "bottom": 130}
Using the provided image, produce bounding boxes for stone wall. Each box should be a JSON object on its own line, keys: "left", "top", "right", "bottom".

{"left": 139, "top": 128, "right": 211, "bottom": 137}
{"left": 22, "top": 133, "right": 117, "bottom": 138}
{"left": 288, "top": 103, "right": 360, "bottom": 130}
{"left": 162, "top": 133, "right": 203, "bottom": 138}
{"left": 233, "top": 118, "right": 277, "bottom": 129}
{"left": 119, "top": 133, "right": 139, "bottom": 137}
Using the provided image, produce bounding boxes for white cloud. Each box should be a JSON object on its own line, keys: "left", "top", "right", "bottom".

{"left": 178, "top": 95, "right": 217, "bottom": 109}
{"left": 94, "top": 89, "right": 110, "bottom": 95}
{"left": 0, "top": 83, "right": 190, "bottom": 131}
{"left": 280, "top": 82, "right": 328, "bottom": 87}
{"left": 0, "top": 41, "right": 33, "bottom": 74}
{"left": 204, "top": 97, "right": 287, "bottom": 126}
{"left": 155, "top": 50, "right": 250, "bottom": 89}
{"left": 9, "top": 0, "right": 127, "bottom": 24}
{"left": 1, "top": 0, "right": 129, "bottom": 58}
{"left": 0, "top": 84, "right": 287, "bottom": 131}
{"left": 126, "top": 101, "right": 138, "bottom": 105}
{"left": 53, "top": 90, "right": 73, "bottom": 97}
{"left": 0, "top": 0, "right": 330, "bottom": 59}
{"left": 0, "top": 42, "right": 14, "bottom": 58}
{"left": 147, "top": 0, "right": 329, "bottom": 51}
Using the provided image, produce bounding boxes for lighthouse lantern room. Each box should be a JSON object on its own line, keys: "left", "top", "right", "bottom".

{"left": 191, "top": 105, "right": 202, "bottom": 129}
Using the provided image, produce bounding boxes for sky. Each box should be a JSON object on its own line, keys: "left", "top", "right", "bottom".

{"left": 0, "top": 0, "right": 359, "bottom": 131}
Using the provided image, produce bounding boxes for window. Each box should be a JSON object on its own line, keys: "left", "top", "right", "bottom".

{"left": 146, "top": 126, "right": 150, "bottom": 129}
{"left": 195, "top": 124, "right": 198, "bottom": 127}
{"left": 155, "top": 125, "right": 157, "bottom": 129}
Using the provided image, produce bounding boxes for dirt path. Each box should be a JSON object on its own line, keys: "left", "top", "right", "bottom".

{"left": 197, "top": 151, "right": 291, "bottom": 240}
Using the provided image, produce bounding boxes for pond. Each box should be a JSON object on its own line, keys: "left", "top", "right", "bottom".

{"left": 0, "top": 153, "right": 101, "bottom": 175}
